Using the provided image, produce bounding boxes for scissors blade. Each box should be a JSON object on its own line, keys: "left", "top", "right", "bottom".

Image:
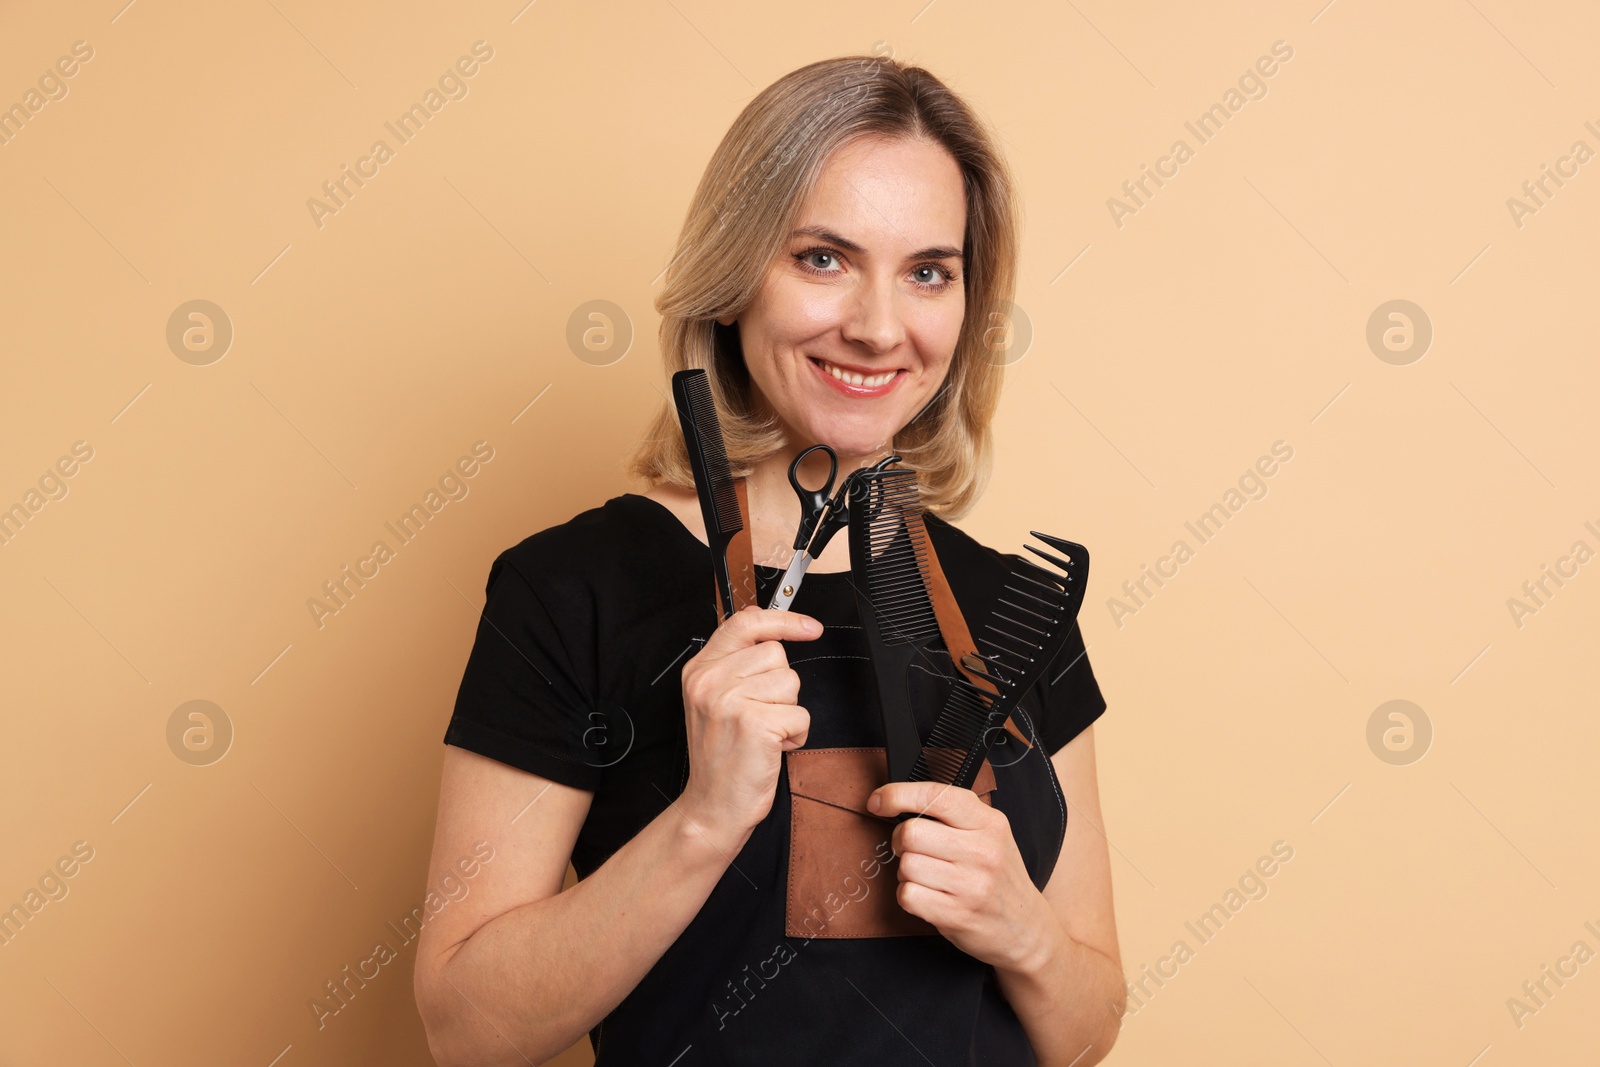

{"left": 765, "top": 549, "right": 816, "bottom": 611}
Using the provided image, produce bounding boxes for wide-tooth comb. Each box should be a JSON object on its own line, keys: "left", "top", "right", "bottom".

{"left": 910, "top": 532, "right": 1090, "bottom": 790}
{"left": 848, "top": 466, "right": 944, "bottom": 785}
{"left": 670, "top": 368, "right": 744, "bottom": 620}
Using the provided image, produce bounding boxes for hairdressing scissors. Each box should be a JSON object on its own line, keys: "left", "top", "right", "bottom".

{"left": 767, "top": 447, "right": 900, "bottom": 611}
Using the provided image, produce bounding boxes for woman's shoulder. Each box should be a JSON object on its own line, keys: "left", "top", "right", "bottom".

{"left": 921, "top": 510, "right": 1070, "bottom": 612}
{"left": 922, "top": 511, "right": 1015, "bottom": 577}
{"left": 488, "top": 491, "right": 689, "bottom": 598}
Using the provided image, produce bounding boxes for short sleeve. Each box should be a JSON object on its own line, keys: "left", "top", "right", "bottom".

{"left": 443, "top": 546, "right": 604, "bottom": 791}
{"left": 1009, "top": 553, "right": 1107, "bottom": 754}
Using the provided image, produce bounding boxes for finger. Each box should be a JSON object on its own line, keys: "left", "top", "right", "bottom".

{"left": 896, "top": 879, "right": 955, "bottom": 927}
{"left": 704, "top": 606, "right": 823, "bottom": 659}
{"left": 730, "top": 640, "right": 798, "bottom": 682}
{"left": 895, "top": 848, "right": 964, "bottom": 894}
{"left": 686, "top": 701, "right": 806, "bottom": 755}
{"left": 871, "top": 781, "right": 992, "bottom": 830}
{"left": 733, "top": 667, "right": 801, "bottom": 705}
{"left": 765, "top": 704, "right": 810, "bottom": 749}
{"left": 891, "top": 811, "right": 963, "bottom": 864}
{"left": 695, "top": 639, "right": 788, "bottom": 685}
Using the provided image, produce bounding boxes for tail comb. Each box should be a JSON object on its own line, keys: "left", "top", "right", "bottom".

{"left": 848, "top": 465, "right": 944, "bottom": 784}
{"left": 670, "top": 368, "right": 744, "bottom": 620}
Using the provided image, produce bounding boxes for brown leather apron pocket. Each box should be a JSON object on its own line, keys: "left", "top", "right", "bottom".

{"left": 784, "top": 746, "right": 996, "bottom": 939}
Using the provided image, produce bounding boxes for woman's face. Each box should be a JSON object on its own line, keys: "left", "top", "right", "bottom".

{"left": 719, "top": 134, "right": 968, "bottom": 461}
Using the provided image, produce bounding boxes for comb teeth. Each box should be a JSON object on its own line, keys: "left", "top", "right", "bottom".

{"left": 851, "top": 468, "right": 940, "bottom": 646}
{"left": 910, "top": 530, "right": 1089, "bottom": 790}
{"left": 849, "top": 463, "right": 945, "bottom": 785}
{"left": 674, "top": 370, "right": 742, "bottom": 536}
{"left": 980, "top": 543, "right": 1081, "bottom": 689}
{"left": 911, "top": 677, "right": 996, "bottom": 785}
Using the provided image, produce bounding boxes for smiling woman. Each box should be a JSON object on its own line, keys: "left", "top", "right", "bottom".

{"left": 631, "top": 56, "right": 1017, "bottom": 526}
{"left": 416, "top": 54, "right": 1122, "bottom": 1067}
{"left": 715, "top": 135, "right": 968, "bottom": 476}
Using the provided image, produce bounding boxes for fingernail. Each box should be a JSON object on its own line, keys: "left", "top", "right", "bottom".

{"left": 867, "top": 791, "right": 881, "bottom": 813}
{"left": 805, "top": 617, "right": 823, "bottom": 634}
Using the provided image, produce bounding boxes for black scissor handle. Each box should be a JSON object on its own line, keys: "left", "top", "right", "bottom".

{"left": 808, "top": 473, "right": 856, "bottom": 557}
{"left": 787, "top": 444, "right": 839, "bottom": 551}
{"left": 832, "top": 453, "right": 902, "bottom": 540}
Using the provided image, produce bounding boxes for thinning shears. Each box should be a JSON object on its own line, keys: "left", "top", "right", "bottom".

{"left": 767, "top": 446, "right": 899, "bottom": 611}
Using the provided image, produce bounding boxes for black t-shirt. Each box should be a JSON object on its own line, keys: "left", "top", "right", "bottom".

{"left": 443, "top": 492, "right": 1107, "bottom": 1065}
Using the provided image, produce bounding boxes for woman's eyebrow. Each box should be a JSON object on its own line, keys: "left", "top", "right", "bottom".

{"left": 790, "top": 226, "right": 964, "bottom": 262}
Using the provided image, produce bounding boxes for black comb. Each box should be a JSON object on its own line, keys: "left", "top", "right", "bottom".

{"left": 847, "top": 465, "right": 945, "bottom": 785}
{"left": 910, "top": 533, "right": 1090, "bottom": 790}
{"left": 671, "top": 368, "right": 743, "bottom": 620}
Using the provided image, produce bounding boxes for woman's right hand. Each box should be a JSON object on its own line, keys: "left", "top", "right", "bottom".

{"left": 678, "top": 605, "right": 823, "bottom": 847}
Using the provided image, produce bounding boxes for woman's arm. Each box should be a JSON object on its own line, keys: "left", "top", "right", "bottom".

{"left": 415, "top": 606, "right": 822, "bottom": 1066}
{"left": 413, "top": 746, "right": 751, "bottom": 1066}
{"left": 991, "top": 725, "right": 1125, "bottom": 1065}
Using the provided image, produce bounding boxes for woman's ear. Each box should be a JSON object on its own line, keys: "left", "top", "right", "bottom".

{"left": 715, "top": 312, "right": 737, "bottom": 327}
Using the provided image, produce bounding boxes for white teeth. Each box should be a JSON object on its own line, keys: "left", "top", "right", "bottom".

{"left": 821, "top": 360, "right": 896, "bottom": 388}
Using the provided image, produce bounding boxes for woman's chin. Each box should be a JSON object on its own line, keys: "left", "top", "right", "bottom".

{"left": 804, "top": 430, "right": 897, "bottom": 463}
{"left": 778, "top": 402, "right": 904, "bottom": 460}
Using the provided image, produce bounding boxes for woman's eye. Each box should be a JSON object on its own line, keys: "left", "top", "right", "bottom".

{"left": 793, "top": 247, "right": 845, "bottom": 274}
{"left": 793, "top": 248, "right": 956, "bottom": 290}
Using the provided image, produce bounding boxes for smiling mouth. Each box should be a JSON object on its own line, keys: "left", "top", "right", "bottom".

{"left": 810, "top": 356, "right": 901, "bottom": 389}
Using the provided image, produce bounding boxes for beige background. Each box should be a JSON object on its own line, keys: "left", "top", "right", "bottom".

{"left": 2, "top": 0, "right": 1596, "bottom": 1063}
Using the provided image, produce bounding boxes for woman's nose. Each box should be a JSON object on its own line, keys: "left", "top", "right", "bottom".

{"left": 838, "top": 273, "right": 907, "bottom": 353}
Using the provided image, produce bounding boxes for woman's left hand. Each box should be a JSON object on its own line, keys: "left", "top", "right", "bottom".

{"left": 868, "top": 781, "right": 1052, "bottom": 972}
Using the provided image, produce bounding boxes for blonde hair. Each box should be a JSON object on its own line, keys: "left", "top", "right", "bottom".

{"left": 627, "top": 54, "right": 1020, "bottom": 520}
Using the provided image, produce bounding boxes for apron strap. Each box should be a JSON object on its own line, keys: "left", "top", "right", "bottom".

{"left": 726, "top": 476, "right": 761, "bottom": 613}
{"left": 920, "top": 526, "right": 1033, "bottom": 750}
